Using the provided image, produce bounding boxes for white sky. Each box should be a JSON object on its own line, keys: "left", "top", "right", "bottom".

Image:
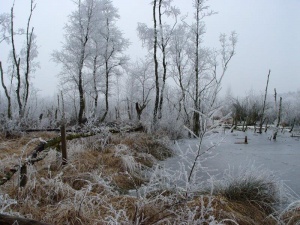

{"left": 0, "top": 0, "right": 300, "bottom": 97}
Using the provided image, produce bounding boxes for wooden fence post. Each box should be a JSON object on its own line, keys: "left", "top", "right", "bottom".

{"left": 61, "top": 125, "right": 67, "bottom": 165}
{"left": 19, "top": 164, "right": 27, "bottom": 187}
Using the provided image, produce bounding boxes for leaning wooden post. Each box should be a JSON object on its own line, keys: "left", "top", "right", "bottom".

{"left": 19, "top": 164, "right": 27, "bottom": 187}
{"left": 61, "top": 125, "right": 67, "bottom": 165}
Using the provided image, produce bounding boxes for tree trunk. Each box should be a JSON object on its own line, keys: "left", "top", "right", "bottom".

{"left": 136, "top": 102, "right": 141, "bottom": 120}
{"left": 259, "top": 70, "right": 271, "bottom": 133}
{"left": 273, "top": 97, "right": 282, "bottom": 140}
{"left": 100, "top": 63, "right": 109, "bottom": 122}
{"left": 193, "top": 111, "right": 200, "bottom": 136}
{"left": 0, "top": 61, "right": 12, "bottom": 119}
{"left": 10, "top": 6, "right": 24, "bottom": 117}
{"left": 78, "top": 70, "right": 85, "bottom": 124}
{"left": 264, "top": 117, "right": 269, "bottom": 132}
{"left": 192, "top": 2, "right": 200, "bottom": 137}
{"left": 77, "top": 2, "right": 92, "bottom": 124}
{"left": 127, "top": 98, "right": 132, "bottom": 120}
{"left": 157, "top": 0, "right": 167, "bottom": 120}
{"left": 152, "top": 0, "right": 159, "bottom": 126}
{"left": 92, "top": 55, "right": 99, "bottom": 117}
{"left": 289, "top": 118, "right": 295, "bottom": 133}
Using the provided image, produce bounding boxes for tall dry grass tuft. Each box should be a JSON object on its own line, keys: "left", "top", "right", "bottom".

{"left": 210, "top": 165, "right": 285, "bottom": 215}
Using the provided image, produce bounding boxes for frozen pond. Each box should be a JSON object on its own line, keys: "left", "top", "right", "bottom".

{"left": 164, "top": 129, "right": 300, "bottom": 196}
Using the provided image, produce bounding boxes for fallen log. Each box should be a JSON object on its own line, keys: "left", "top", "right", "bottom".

{"left": 108, "top": 124, "right": 144, "bottom": 133}
{"left": 23, "top": 128, "right": 61, "bottom": 132}
{"left": 0, "top": 213, "right": 52, "bottom": 225}
{"left": 22, "top": 123, "right": 144, "bottom": 134}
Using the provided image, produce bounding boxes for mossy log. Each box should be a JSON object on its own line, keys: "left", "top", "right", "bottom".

{"left": 0, "top": 213, "right": 52, "bottom": 225}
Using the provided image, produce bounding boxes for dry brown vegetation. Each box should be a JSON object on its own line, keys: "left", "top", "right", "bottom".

{"left": 0, "top": 131, "right": 299, "bottom": 224}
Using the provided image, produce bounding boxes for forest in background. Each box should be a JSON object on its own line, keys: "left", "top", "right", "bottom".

{"left": 1, "top": 0, "right": 299, "bottom": 135}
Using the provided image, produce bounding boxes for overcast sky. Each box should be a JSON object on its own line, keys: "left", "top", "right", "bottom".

{"left": 1, "top": 0, "right": 300, "bottom": 98}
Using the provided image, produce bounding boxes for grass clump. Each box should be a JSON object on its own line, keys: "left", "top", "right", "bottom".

{"left": 210, "top": 165, "right": 283, "bottom": 215}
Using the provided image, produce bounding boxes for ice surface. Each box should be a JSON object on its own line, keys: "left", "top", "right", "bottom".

{"left": 165, "top": 129, "right": 300, "bottom": 196}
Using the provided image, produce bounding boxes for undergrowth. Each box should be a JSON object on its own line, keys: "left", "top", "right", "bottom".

{"left": 0, "top": 131, "right": 299, "bottom": 224}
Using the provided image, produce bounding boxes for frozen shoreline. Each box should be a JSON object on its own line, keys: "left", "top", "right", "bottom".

{"left": 163, "top": 129, "right": 300, "bottom": 196}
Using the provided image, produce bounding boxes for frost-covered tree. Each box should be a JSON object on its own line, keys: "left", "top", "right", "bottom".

{"left": 186, "top": 1, "right": 236, "bottom": 136}
{"left": 126, "top": 57, "right": 155, "bottom": 121}
{"left": 169, "top": 23, "right": 192, "bottom": 125}
{"left": 53, "top": 0, "right": 96, "bottom": 124}
{"left": 137, "top": 0, "right": 236, "bottom": 136}
{"left": 137, "top": 0, "right": 179, "bottom": 125}
{"left": 96, "top": 0, "right": 129, "bottom": 122}
{"left": 0, "top": 0, "right": 38, "bottom": 119}
{"left": 188, "top": 0, "right": 215, "bottom": 136}
{"left": 53, "top": 0, "right": 128, "bottom": 124}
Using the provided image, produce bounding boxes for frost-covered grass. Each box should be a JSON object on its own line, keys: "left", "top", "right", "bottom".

{"left": 0, "top": 131, "right": 299, "bottom": 224}
{"left": 208, "top": 165, "right": 287, "bottom": 215}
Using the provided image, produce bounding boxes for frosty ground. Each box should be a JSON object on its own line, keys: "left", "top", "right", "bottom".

{"left": 164, "top": 128, "right": 300, "bottom": 197}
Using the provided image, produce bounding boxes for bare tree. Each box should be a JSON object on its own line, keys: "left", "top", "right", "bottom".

{"left": 53, "top": 0, "right": 97, "bottom": 124}
{"left": 169, "top": 23, "right": 192, "bottom": 125}
{"left": 0, "top": 17, "right": 9, "bottom": 116}
{"left": 0, "top": 61, "right": 11, "bottom": 119}
{"left": 258, "top": 70, "right": 271, "bottom": 133}
{"left": 0, "top": 0, "right": 38, "bottom": 119}
{"left": 157, "top": 0, "right": 179, "bottom": 120}
{"left": 88, "top": 38, "right": 102, "bottom": 117}
{"left": 152, "top": 0, "right": 160, "bottom": 126}
{"left": 98, "top": 1, "right": 129, "bottom": 122}
{"left": 53, "top": 0, "right": 128, "bottom": 124}
{"left": 127, "top": 58, "right": 155, "bottom": 121}
{"left": 273, "top": 96, "right": 282, "bottom": 140}
{"left": 190, "top": 0, "right": 215, "bottom": 136}
{"left": 137, "top": 0, "right": 179, "bottom": 125}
